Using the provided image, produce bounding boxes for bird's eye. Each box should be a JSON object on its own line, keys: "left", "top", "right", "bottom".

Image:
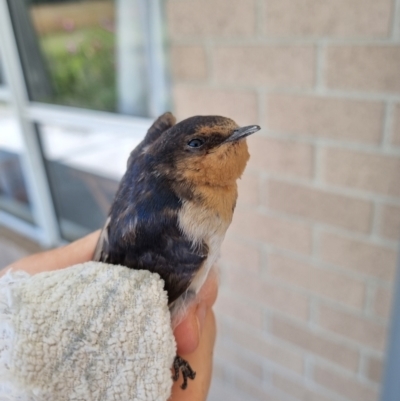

{"left": 187, "top": 138, "right": 205, "bottom": 148}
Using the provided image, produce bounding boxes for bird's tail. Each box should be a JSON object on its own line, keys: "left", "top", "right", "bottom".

{"left": 169, "top": 289, "right": 197, "bottom": 329}
{"left": 93, "top": 216, "right": 111, "bottom": 262}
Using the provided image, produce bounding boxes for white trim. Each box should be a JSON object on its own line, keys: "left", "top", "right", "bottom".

{"left": 142, "top": 0, "right": 170, "bottom": 117}
{"left": 0, "top": 0, "right": 168, "bottom": 246}
{"left": 0, "top": 210, "right": 45, "bottom": 245}
{"left": 26, "top": 102, "right": 153, "bottom": 132}
{"left": 0, "top": 0, "right": 60, "bottom": 247}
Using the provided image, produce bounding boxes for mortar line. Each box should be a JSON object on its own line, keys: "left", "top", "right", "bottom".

{"left": 171, "top": 36, "right": 400, "bottom": 46}
{"left": 370, "top": 201, "right": 383, "bottom": 239}
{"left": 256, "top": 0, "right": 265, "bottom": 37}
{"left": 258, "top": 88, "right": 266, "bottom": 127}
{"left": 315, "top": 41, "right": 326, "bottom": 93}
{"left": 228, "top": 313, "right": 385, "bottom": 364}
{"left": 381, "top": 101, "right": 395, "bottom": 149}
{"left": 257, "top": 170, "right": 400, "bottom": 206}
{"left": 391, "top": 0, "right": 400, "bottom": 39}
{"left": 204, "top": 37, "right": 216, "bottom": 86}
{"left": 259, "top": 247, "right": 394, "bottom": 291}
{"left": 364, "top": 279, "right": 377, "bottom": 317}
{"left": 171, "top": 81, "right": 400, "bottom": 102}
{"left": 313, "top": 143, "right": 324, "bottom": 184}
{"left": 262, "top": 130, "right": 400, "bottom": 156}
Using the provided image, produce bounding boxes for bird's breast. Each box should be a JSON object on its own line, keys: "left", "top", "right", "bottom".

{"left": 178, "top": 184, "right": 236, "bottom": 244}
{"left": 177, "top": 184, "right": 237, "bottom": 293}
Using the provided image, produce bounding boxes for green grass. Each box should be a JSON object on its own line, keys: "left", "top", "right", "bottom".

{"left": 40, "top": 27, "right": 117, "bottom": 112}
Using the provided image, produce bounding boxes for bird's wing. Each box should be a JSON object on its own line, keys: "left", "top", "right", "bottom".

{"left": 109, "top": 220, "right": 208, "bottom": 304}
{"left": 96, "top": 172, "right": 208, "bottom": 304}
{"left": 93, "top": 216, "right": 111, "bottom": 262}
{"left": 127, "top": 112, "right": 176, "bottom": 168}
{"left": 143, "top": 112, "right": 176, "bottom": 145}
{"left": 96, "top": 112, "right": 176, "bottom": 261}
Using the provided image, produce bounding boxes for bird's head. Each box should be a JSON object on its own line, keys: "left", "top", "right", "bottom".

{"left": 146, "top": 114, "right": 260, "bottom": 187}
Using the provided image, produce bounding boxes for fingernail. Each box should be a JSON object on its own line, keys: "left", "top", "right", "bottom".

{"left": 196, "top": 303, "right": 207, "bottom": 334}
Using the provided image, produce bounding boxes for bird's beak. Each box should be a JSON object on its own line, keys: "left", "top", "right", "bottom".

{"left": 225, "top": 125, "right": 261, "bottom": 142}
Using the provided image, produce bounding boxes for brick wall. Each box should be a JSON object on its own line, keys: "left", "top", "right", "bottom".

{"left": 165, "top": 1, "right": 400, "bottom": 400}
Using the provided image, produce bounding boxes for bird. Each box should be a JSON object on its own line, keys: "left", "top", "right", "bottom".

{"left": 93, "top": 112, "right": 260, "bottom": 389}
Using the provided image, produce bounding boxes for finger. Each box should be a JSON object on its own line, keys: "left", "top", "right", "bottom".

{"left": 169, "top": 309, "right": 216, "bottom": 401}
{"left": 173, "top": 271, "right": 218, "bottom": 354}
{"left": 173, "top": 302, "right": 200, "bottom": 355}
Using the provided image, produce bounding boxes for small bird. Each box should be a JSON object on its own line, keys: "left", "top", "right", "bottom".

{"left": 93, "top": 112, "right": 260, "bottom": 389}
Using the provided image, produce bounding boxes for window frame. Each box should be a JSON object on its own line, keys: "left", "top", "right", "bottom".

{"left": 0, "top": 0, "right": 168, "bottom": 246}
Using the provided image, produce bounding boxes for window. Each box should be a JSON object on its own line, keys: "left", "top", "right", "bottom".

{"left": 0, "top": 0, "right": 169, "bottom": 243}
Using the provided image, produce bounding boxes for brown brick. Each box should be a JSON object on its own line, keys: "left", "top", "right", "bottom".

{"left": 208, "top": 381, "right": 245, "bottom": 401}
{"left": 216, "top": 344, "right": 263, "bottom": 379}
{"left": 393, "top": 104, "right": 400, "bottom": 146}
{"left": 326, "top": 46, "right": 400, "bottom": 93}
{"left": 380, "top": 204, "right": 400, "bottom": 241}
{"left": 173, "top": 85, "right": 258, "bottom": 126}
{"left": 220, "top": 237, "right": 261, "bottom": 274}
{"left": 323, "top": 148, "right": 400, "bottom": 197}
{"left": 228, "top": 269, "right": 309, "bottom": 320}
{"left": 235, "top": 376, "right": 282, "bottom": 401}
{"left": 231, "top": 325, "right": 304, "bottom": 373}
{"left": 373, "top": 287, "right": 393, "bottom": 319}
{"left": 320, "top": 232, "right": 397, "bottom": 280}
{"left": 166, "top": 0, "right": 256, "bottom": 38}
{"left": 318, "top": 305, "right": 387, "bottom": 351}
{"left": 211, "top": 361, "right": 228, "bottom": 382}
{"left": 272, "top": 374, "right": 335, "bottom": 401}
{"left": 271, "top": 317, "right": 360, "bottom": 371}
{"left": 214, "top": 45, "right": 315, "bottom": 88}
{"left": 314, "top": 365, "right": 379, "bottom": 401}
{"left": 247, "top": 136, "right": 314, "bottom": 178}
{"left": 267, "top": 180, "right": 373, "bottom": 233}
{"left": 215, "top": 292, "right": 263, "bottom": 328}
{"left": 366, "top": 356, "right": 384, "bottom": 384}
{"left": 237, "top": 171, "right": 259, "bottom": 207}
{"left": 265, "top": 0, "right": 392, "bottom": 37}
{"left": 230, "top": 209, "right": 313, "bottom": 254}
{"left": 268, "top": 253, "right": 365, "bottom": 308}
{"left": 170, "top": 46, "right": 207, "bottom": 81}
{"left": 216, "top": 317, "right": 231, "bottom": 340}
{"left": 267, "top": 95, "right": 384, "bottom": 144}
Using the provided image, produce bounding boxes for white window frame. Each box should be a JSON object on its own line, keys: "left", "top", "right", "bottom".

{"left": 0, "top": 0, "right": 168, "bottom": 246}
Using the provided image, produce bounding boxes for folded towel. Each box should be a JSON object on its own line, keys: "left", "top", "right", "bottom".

{"left": 0, "top": 261, "right": 176, "bottom": 401}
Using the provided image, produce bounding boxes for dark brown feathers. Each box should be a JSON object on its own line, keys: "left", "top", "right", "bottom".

{"left": 94, "top": 113, "right": 259, "bottom": 306}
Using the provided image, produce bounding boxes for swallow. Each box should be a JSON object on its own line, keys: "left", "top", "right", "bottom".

{"left": 93, "top": 112, "right": 260, "bottom": 389}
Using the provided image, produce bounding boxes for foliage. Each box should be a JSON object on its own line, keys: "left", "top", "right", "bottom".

{"left": 41, "top": 27, "right": 116, "bottom": 112}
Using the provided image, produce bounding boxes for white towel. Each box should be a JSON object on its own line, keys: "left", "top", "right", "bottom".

{"left": 0, "top": 262, "right": 176, "bottom": 401}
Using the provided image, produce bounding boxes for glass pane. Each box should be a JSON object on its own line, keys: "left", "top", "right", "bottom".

{"left": 38, "top": 123, "right": 147, "bottom": 241}
{"left": 8, "top": 0, "right": 155, "bottom": 116}
{"left": 0, "top": 103, "right": 34, "bottom": 222}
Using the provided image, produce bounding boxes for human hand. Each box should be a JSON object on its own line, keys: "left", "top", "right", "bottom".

{"left": 1, "top": 231, "right": 217, "bottom": 401}
{"left": 170, "top": 270, "right": 217, "bottom": 401}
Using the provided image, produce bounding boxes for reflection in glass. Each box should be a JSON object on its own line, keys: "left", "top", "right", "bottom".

{"left": 38, "top": 124, "right": 146, "bottom": 241}
{"left": 0, "top": 105, "right": 33, "bottom": 222}
{"left": 38, "top": 13, "right": 117, "bottom": 112}
{"left": 9, "top": 0, "right": 117, "bottom": 112}
{"left": 8, "top": 0, "right": 163, "bottom": 116}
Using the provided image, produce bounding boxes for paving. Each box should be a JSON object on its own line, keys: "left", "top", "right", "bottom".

{"left": 0, "top": 226, "right": 42, "bottom": 270}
